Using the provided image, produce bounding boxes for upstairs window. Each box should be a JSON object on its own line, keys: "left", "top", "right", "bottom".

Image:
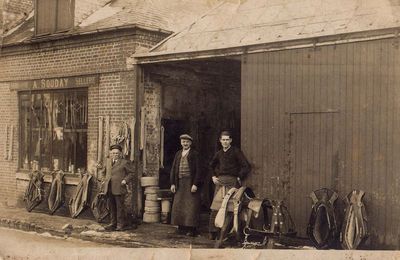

{"left": 35, "top": 0, "right": 74, "bottom": 36}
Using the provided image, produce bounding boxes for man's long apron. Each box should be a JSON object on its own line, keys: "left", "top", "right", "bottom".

{"left": 171, "top": 176, "right": 201, "bottom": 227}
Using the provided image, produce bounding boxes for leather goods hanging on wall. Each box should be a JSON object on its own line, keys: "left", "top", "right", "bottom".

{"left": 48, "top": 170, "right": 65, "bottom": 214}
{"left": 24, "top": 171, "right": 44, "bottom": 212}
{"left": 341, "top": 190, "right": 368, "bottom": 249}
{"left": 307, "top": 188, "right": 340, "bottom": 249}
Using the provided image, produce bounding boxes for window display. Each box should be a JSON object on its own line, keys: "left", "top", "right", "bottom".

{"left": 19, "top": 89, "right": 88, "bottom": 173}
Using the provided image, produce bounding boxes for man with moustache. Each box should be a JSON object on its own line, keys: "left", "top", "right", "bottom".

{"left": 98, "top": 144, "right": 135, "bottom": 231}
{"left": 170, "top": 134, "right": 203, "bottom": 236}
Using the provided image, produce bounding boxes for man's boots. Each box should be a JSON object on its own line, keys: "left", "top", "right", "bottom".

{"left": 104, "top": 223, "right": 116, "bottom": 231}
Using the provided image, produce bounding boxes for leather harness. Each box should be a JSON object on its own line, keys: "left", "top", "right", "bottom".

{"left": 48, "top": 170, "right": 65, "bottom": 214}
{"left": 91, "top": 179, "right": 111, "bottom": 222}
{"left": 341, "top": 190, "right": 368, "bottom": 249}
{"left": 69, "top": 173, "right": 92, "bottom": 218}
{"left": 307, "top": 188, "right": 339, "bottom": 249}
{"left": 24, "top": 170, "right": 44, "bottom": 212}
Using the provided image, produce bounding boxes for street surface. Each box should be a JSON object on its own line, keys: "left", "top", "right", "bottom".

{"left": 0, "top": 227, "right": 395, "bottom": 260}
{"left": 0, "top": 227, "right": 115, "bottom": 259}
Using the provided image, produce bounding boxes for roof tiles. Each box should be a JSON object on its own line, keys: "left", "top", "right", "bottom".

{"left": 145, "top": 0, "right": 400, "bottom": 57}
{"left": 3, "top": 0, "right": 221, "bottom": 45}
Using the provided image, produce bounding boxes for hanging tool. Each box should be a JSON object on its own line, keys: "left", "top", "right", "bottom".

{"left": 97, "top": 116, "right": 103, "bottom": 163}
{"left": 130, "top": 116, "right": 136, "bottom": 161}
{"left": 8, "top": 125, "right": 13, "bottom": 160}
{"left": 105, "top": 115, "right": 110, "bottom": 160}
{"left": 4, "top": 124, "right": 8, "bottom": 160}
{"left": 160, "top": 126, "right": 164, "bottom": 168}
{"left": 96, "top": 116, "right": 103, "bottom": 179}
{"left": 140, "top": 107, "right": 145, "bottom": 150}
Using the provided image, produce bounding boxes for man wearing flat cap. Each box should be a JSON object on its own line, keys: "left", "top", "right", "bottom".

{"left": 98, "top": 144, "right": 135, "bottom": 231}
{"left": 170, "top": 134, "right": 203, "bottom": 236}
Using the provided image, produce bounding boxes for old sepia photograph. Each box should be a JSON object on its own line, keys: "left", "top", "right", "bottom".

{"left": 0, "top": 0, "right": 399, "bottom": 259}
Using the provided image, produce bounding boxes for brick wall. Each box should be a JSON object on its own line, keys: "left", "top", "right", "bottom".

{"left": 0, "top": 30, "right": 163, "bottom": 81}
{"left": 0, "top": 0, "right": 3, "bottom": 36}
{"left": 0, "top": 28, "right": 165, "bottom": 212}
{"left": 0, "top": 82, "right": 18, "bottom": 206}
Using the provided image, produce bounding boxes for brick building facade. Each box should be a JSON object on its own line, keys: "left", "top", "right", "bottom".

{"left": 0, "top": 0, "right": 218, "bottom": 218}
{"left": 0, "top": 29, "right": 166, "bottom": 216}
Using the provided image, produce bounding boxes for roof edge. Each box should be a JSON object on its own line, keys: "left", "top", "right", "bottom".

{"left": 133, "top": 27, "right": 400, "bottom": 64}
{"left": 2, "top": 24, "right": 172, "bottom": 48}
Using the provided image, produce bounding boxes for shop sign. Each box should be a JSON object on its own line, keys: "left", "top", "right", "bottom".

{"left": 10, "top": 75, "right": 98, "bottom": 91}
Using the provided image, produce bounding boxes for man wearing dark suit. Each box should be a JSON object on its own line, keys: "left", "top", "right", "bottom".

{"left": 98, "top": 144, "right": 135, "bottom": 231}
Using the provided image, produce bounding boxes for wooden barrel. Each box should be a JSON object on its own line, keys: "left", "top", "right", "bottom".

{"left": 146, "top": 193, "right": 158, "bottom": 201}
{"left": 143, "top": 212, "right": 160, "bottom": 223}
{"left": 141, "top": 177, "right": 159, "bottom": 187}
{"left": 144, "top": 206, "right": 161, "bottom": 213}
{"left": 144, "top": 186, "right": 160, "bottom": 194}
{"left": 145, "top": 200, "right": 160, "bottom": 208}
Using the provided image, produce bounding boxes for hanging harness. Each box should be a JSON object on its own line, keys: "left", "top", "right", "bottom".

{"left": 24, "top": 170, "right": 44, "bottom": 212}
{"left": 341, "top": 190, "right": 368, "bottom": 249}
{"left": 69, "top": 173, "right": 92, "bottom": 218}
{"left": 48, "top": 170, "right": 65, "bottom": 214}
{"left": 307, "top": 188, "right": 339, "bottom": 249}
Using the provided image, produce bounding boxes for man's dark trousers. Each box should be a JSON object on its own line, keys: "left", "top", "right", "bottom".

{"left": 109, "top": 193, "right": 126, "bottom": 227}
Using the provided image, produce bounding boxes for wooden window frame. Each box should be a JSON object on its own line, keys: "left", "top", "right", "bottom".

{"left": 34, "top": 0, "right": 75, "bottom": 37}
{"left": 18, "top": 88, "right": 88, "bottom": 173}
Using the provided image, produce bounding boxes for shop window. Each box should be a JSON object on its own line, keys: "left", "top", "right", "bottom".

{"left": 19, "top": 89, "right": 88, "bottom": 173}
{"left": 35, "top": 0, "right": 74, "bottom": 36}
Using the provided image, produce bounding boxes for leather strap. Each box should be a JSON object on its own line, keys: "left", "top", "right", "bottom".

{"left": 230, "top": 187, "right": 247, "bottom": 233}
{"left": 215, "top": 187, "right": 237, "bottom": 228}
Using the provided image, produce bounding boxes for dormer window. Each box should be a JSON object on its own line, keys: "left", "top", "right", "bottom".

{"left": 35, "top": 0, "right": 74, "bottom": 36}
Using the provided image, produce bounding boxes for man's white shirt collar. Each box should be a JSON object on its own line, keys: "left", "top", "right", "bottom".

{"left": 182, "top": 148, "right": 190, "bottom": 156}
{"left": 223, "top": 146, "right": 231, "bottom": 152}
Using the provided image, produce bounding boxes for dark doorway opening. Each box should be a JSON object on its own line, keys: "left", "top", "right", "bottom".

{"left": 144, "top": 58, "right": 242, "bottom": 212}
{"left": 159, "top": 118, "right": 186, "bottom": 189}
